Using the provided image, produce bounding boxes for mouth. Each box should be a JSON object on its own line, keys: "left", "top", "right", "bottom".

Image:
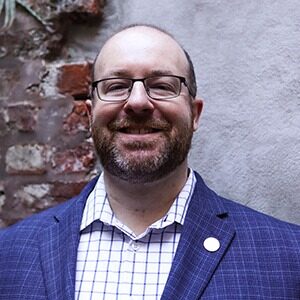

{"left": 109, "top": 119, "right": 171, "bottom": 136}
{"left": 118, "top": 127, "right": 162, "bottom": 134}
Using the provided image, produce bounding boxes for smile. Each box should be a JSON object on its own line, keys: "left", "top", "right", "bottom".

{"left": 118, "top": 127, "right": 161, "bottom": 134}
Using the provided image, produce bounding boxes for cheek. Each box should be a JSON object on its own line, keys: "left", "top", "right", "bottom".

{"left": 160, "top": 103, "right": 193, "bottom": 127}
{"left": 92, "top": 103, "right": 123, "bottom": 125}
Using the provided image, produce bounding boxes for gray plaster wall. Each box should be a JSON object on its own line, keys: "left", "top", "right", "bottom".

{"left": 66, "top": 0, "right": 300, "bottom": 224}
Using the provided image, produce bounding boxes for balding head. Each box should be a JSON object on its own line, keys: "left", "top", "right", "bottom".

{"left": 92, "top": 24, "right": 197, "bottom": 98}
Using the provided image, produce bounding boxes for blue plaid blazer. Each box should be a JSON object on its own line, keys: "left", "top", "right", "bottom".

{"left": 0, "top": 172, "right": 300, "bottom": 299}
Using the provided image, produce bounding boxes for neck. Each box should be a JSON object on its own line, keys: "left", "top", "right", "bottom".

{"left": 103, "top": 161, "right": 189, "bottom": 235}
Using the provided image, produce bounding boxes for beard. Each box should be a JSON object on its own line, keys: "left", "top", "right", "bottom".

{"left": 91, "top": 115, "right": 194, "bottom": 184}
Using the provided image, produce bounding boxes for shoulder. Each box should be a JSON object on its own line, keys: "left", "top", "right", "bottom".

{"left": 0, "top": 197, "right": 75, "bottom": 249}
{"left": 220, "top": 195, "right": 300, "bottom": 240}
{"left": 185, "top": 171, "right": 300, "bottom": 297}
{"left": 192, "top": 171, "right": 300, "bottom": 241}
{"left": 192, "top": 171, "right": 300, "bottom": 262}
{"left": 0, "top": 175, "right": 99, "bottom": 248}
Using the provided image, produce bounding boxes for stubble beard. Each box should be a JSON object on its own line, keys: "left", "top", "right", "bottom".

{"left": 91, "top": 117, "right": 194, "bottom": 184}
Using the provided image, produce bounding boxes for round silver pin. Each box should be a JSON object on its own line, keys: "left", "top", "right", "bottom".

{"left": 203, "top": 237, "right": 220, "bottom": 252}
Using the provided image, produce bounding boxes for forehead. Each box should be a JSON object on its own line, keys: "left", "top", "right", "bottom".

{"left": 94, "top": 27, "right": 188, "bottom": 78}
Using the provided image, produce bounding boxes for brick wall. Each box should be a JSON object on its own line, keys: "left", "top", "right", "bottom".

{"left": 0, "top": 0, "right": 104, "bottom": 227}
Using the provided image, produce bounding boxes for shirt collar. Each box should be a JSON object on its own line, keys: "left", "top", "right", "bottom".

{"left": 80, "top": 169, "right": 197, "bottom": 238}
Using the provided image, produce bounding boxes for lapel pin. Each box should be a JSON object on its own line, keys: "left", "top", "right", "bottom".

{"left": 203, "top": 237, "right": 220, "bottom": 252}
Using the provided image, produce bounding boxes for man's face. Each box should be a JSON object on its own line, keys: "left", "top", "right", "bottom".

{"left": 89, "top": 27, "right": 202, "bottom": 183}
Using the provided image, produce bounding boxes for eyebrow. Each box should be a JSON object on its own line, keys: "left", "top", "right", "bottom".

{"left": 100, "top": 69, "right": 175, "bottom": 79}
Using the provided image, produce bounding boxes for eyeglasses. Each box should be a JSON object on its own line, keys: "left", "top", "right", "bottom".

{"left": 91, "top": 75, "right": 191, "bottom": 102}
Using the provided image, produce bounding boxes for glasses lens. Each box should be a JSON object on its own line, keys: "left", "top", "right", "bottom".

{"left": 97, "top": 78, "right": 132, "bottom": 101}
{"left": 145, "top": 76, "right": 181, "bottom": 99}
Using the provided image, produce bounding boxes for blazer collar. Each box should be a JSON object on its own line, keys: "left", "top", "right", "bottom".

{"left": 162, "top": 172, "right": 236, "bottom": 299}
{"left": 37, "top": 172, "right": 235, "bottom": 299}
{"left": 38, "top": 176, "right": 99, "bottom": 300}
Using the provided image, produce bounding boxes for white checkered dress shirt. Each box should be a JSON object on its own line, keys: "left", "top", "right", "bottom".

{"left": 75, "top": 169, "right": 196, "bottom": 300}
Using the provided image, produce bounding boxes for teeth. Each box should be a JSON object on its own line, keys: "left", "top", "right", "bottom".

{"left": 123, "top": 128, "right": 156, "bottom": 134}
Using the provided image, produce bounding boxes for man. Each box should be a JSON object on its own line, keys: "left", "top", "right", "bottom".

{"left": 0, "top": 25, "right": 299, "bottom": 300}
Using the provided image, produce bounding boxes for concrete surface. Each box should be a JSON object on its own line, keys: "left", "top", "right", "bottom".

{"left": 66, "top": 0, "right": 300, "bottom": 224}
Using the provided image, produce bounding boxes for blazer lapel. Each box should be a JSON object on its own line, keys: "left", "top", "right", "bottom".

{"left": 37, "top": 172, "right": 233, "bottom": 299}
{"left": 38, "top": 177, "right": 98, "bottom": 300}
{"left": 162, "top": 173, "right": 236, "bottom": 299}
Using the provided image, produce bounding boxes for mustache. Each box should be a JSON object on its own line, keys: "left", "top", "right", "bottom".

{"left": 107, "top": 118, "right": 172, "bottom": 131}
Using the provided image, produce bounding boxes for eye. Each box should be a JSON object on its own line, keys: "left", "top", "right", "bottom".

{"left": 107, "top": 83, "right": 128, "bottom": 92}
{"left": 151, "top": 83, "right": 175, "bottom": 91}
{"left": 101, "top": 79, "right": 131, "bottom": 95}
{"left": 147, "top": 80, "right": 178, "bottom": 97}
{"left": 146, "top": 76, "right": 179, "bottom": 93}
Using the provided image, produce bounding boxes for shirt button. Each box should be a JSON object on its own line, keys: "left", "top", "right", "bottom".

{"left": 129, "top": 240, "right": 140, "bottom": 251}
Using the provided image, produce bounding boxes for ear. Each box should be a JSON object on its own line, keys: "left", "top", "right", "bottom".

{"left": 85, "top": 99, "right": 93, "bottom": 125}
{"left": 191, "top": 98, "right": 203, "bottom": 131}
{"left": 86, "top": 99, "right": 92, "bottom": 113}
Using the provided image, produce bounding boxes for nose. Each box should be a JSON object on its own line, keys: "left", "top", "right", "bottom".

{"left": 123, "top": 81, "right": 154, "bottom": 116}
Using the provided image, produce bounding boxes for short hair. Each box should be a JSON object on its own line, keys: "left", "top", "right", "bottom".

{"left": 92, "top": 23, "right": 197, "bottom": 98}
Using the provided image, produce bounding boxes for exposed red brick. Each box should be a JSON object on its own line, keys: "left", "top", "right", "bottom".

{"left": 50, "top": 181, "right": 89, "bottom": 200}
{"left": 14, "top": 183, "right": 53, "bottom": 211}
{"left": 75, "top": 0, "right": 103, "bottom": 16}
{"left": 57, "top": 62, "right": 92, "bottom": 99}
{"left": 25, "top": 0, "right": 103, "bottom": 18}
{"left": 13, "top": 181, "right": 88, "bottom": 211}
{"left": 63, "top": 101, "right": 90, "bottom": 134}
{"left": 51, "top": 142, "right": 95, "bottom": 174}
{"left": 0, "top": 1, "right": 105, "bottom": 228}
{"left": 5, "top": 103, "right": 38, "bottom": 132}
{"left": 5, "top": 144, "right": 52, "bottom": 175}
